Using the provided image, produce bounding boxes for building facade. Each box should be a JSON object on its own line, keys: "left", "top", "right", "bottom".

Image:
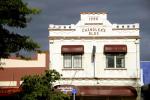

{"left": 0, "top": 52, "right": 49, "bottom": 97}
{"left": 49, "top": 12, "right": 140, "bottom": 100}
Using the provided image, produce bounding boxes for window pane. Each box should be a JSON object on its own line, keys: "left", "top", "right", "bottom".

{"left": 106, "top": 54, "right": 114, "bottom": 68}
{"left": 64, "top": 54, "right": 72, "bottom": 68}
{"left": 116, "top": 54, "right": 125, "bottom": 68}
{"left": 73, "top": 55, "right": 82, "bottom": 68}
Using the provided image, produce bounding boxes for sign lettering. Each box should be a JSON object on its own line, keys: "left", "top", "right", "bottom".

{"left": 82, "top": 27, "right": 106, "bottom": 35}
{"left": 57, "top": 86, "right": 73, "bottom": 92}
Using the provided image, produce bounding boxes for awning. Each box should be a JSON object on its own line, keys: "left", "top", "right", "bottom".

{"left": 77, "top": 86, "right": 137, "bottom": 97}
{"left": 61, "top": 45, "right": 84, "bottom": 54}
{"left": 0, "top": 87, "right": 21, "bottom": 96}
{"left": 54, "top": 85, "right": 137, "bottom": 97}
{"left": 104, "top": 45, "right": 127, "bottom": 53}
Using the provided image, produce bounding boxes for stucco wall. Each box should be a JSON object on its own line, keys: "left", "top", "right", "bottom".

{"left": 49, "top": 12, "right": 140, "bottom": 87}
{"left": 0, "top": 52, "right": 49, "bottom": 87}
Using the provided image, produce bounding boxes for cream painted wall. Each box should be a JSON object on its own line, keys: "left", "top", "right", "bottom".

{"left": 0, "top": 81, "right": 17, "bottom": 86}
{"left": 1, "top": 53, "right": 46, "bottom": 68}
{"left": 50, "top": 39, "right": 140, "bottom": 78}
{"left": 49, "top": 12, "right": 140, "bottom": 87}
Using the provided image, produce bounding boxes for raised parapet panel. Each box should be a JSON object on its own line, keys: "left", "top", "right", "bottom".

{"left": 80, "top": 12, "right": 107, "bottom": 23}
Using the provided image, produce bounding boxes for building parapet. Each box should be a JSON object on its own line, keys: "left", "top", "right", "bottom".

{"left": 80, "top": 11, "right": 107, "bottom": 21}
{"left": 80, "top": 11, "right": 107, "bottom": 14}
{"left": 48, "top": 24, "right": 75, "bottom": 31}
{"left": 0, "top": 53, "right": 48, "bottom": 68}
{"left": 112, "top": 23, "right": 139, "bottom": 30}
{"left": 49, "top": 23, "right": 139, "bottom": 31}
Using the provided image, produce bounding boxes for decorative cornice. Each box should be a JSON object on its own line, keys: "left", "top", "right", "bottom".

{"left": 61, "top": 77, "right": 139, "bottom": 80}
{"left": 49, "top": 36, "right": 140, "bottom": 40}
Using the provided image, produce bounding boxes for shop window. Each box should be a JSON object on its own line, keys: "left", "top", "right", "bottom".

{"left": 63, "top": 54, "right": 82, "bottom": 68}
{"left": 106, "top": 54, "right": 125, "bottom": 68}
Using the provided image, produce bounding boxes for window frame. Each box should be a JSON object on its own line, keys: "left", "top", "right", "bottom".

{"left": 63, "top": 54, "right": 72, "bottom": 68}
{"left": 106, "top": 53, "right": 125, "bottom": 68}
{"left": 63, "top": 54, "right": 82, "bottom": 69}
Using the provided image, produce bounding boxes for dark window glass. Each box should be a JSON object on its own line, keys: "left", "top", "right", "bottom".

{"left": 116, "top": 54, "right": 125, "bottom": 68}
{"left": 106, "top": 54, "right": 114, "bottom": 68}
{"left": 106, "top": 54, "right": 125, "bottom": 68}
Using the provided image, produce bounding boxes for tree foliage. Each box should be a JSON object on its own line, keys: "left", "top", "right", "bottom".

{"left": 18, "top": 70, "right": 70, "bottom": 100}
{"left": 0, "top": 0, "right": 40, "bottom": 58}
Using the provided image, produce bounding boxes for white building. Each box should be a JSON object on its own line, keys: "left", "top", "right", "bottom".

{"left": 49, "top": 12, "right": 140, "bottom": 100}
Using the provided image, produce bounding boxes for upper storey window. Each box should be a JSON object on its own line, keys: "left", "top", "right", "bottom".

{"left": 63, "top": 54, "right": 82, "bottom": 68}
{"left": 104, "top": 45, "right": 127, "bottom": 69}
{"left": 106, "top": 54, "right": 125, "bottom": 68}
{"left": 61, "top": 45, "right": 84, "bottom": 69}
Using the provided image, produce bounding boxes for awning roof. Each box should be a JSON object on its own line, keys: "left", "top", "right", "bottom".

{"left": 0, "top": 87, "right": 21, "bottom": 96}
{"left": 104, "top": 45, "right": 127, "bottom": 53}
{"left": 0, "top": 86, "right": 137, "bottom": 97}
{"left": 61, "top": 45, "right": 84, "bottom": 54}
{"left": 54, "top": 85, "right": 137, "bottom": 97}
{"left": 77, "top": 86, "right": 137, "bottom": 97}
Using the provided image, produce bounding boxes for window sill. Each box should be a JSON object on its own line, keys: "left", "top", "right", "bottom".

{"left": 62, "top": 68, "right": 84, "bottom": 71}
{"left": 104, "top": 68, "right": 127, "bottom": 70}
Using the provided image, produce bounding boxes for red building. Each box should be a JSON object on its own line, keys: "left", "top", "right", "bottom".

{"left": 0, "top": 52, "right": 49, "bottom": 97}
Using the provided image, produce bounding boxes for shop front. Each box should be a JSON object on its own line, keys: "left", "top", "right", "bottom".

{"left": 54, "top": 85, "right": 137, "bottom": 100}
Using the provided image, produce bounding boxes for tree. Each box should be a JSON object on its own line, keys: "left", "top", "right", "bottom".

{"left": 18, "top": 70, "right": 70, "bottom": 100}
{"left": 0, "top": 0, "right": 40, "bottom": 58}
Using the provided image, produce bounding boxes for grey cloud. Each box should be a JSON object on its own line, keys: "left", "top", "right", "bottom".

{"left": 18, "top": 0, "right": 150, "bottom": 60}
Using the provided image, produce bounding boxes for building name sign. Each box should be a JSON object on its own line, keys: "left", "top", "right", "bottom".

{"left": 58, "top": 86, "right": 73, "bottom": 91}
{"left": 82, "top": 27, "right": 106, "bottom": 35}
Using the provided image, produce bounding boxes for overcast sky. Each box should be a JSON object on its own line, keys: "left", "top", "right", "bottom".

{"left": 18, "top": 0, "right": 150, "bottom": 60}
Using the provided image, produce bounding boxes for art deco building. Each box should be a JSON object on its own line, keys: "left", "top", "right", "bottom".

{"left": 49, "top": 12, "right": 140, "bottom": 100}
